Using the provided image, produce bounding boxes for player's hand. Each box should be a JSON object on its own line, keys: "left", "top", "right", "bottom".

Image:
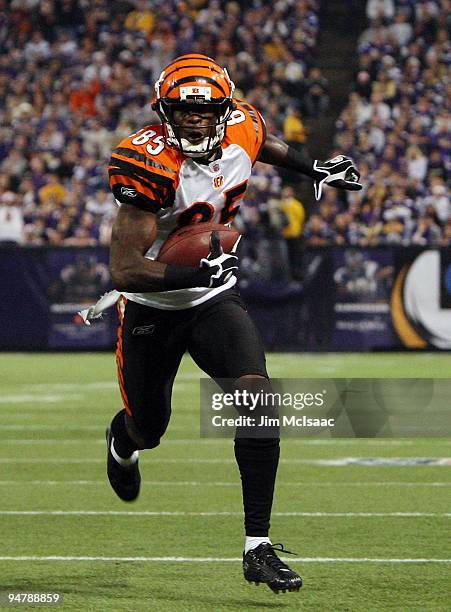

{"left": 313, "top": 155, "right": 362, "bottom": 201}
{"left": 199, "top": 231, "right": 241, "bottom": 288}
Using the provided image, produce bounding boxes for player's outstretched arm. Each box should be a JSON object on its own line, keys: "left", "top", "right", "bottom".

{"left": 258, "top": 133, "right": 362, "bottom": 200}
{"left": 109, "top": 204, "right": 235, "bottom": 292}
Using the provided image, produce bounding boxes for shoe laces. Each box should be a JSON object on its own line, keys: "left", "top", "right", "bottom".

{"left": 261, "top": 543, "right": 297, "bottom": 571}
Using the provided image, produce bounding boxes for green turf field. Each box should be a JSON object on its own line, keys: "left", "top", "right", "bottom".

{"left": 0, "top": 353, "right": 450, "bottom": 611}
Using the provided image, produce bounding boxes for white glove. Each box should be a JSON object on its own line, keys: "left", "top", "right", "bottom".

{"left": 199, "top": 231, "right": 241, "bottom": 288}
{"left": 313, "top": 155, "right": 362, "bottom": 201}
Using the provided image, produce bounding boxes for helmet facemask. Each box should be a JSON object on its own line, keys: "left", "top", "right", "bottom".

{"left": 156, "top": 97, "right": 235, "bottom": 158}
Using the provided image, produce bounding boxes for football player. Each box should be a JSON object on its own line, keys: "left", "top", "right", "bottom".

{"left": 99, "top": 54, "right": 362, "bottom": 594}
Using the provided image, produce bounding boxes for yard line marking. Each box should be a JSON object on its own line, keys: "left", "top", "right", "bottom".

{"left": 0, "top": 431, "right": 422, "bottom": 448}
{"left": 300, "top": 439, "right": 416, "bottom": 446}
{"left": 0, "top": 458, "right": 450, "bottom": 466}
{"left": 12, "top": 374, "right": 200, "bottom": 393}
{"left": 1, "top": 511, "right": 449, "bottom": 517}
{"left": 0, "top": 480, "right": 449, "bottom": 488}
{"left": 0, "top": 439, "right": 228, "bottom": 445}
{"left": 0, "top": 429, "right": 419, "bottom": 446}
{"left": 0, "top": 395, "right": 83, "bottom": 404}
{"left": 0, "top": 438, "right": 423, "bottom": 446}
{"left": 0, "top": 556, "right": 449, "bottom": 564}
{"left": 1, "top": 440, "right": 102, "bottom": 445}
{"left": 0, "top": 426, "right": 101, "bottom": 431}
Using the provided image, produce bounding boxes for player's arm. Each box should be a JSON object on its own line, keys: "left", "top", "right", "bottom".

{"left": 109, "top": 204, "right": 238, "bottom": 291}
{"left": 258, "top": 133, "right": 362, "bottom": 200}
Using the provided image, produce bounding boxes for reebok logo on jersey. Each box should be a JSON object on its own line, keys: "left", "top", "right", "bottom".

{"left": 121, "top": 186, "right": 137, "bottom": 197}
{"left": 132, "top": 324, "right": 156, "bottom": 336}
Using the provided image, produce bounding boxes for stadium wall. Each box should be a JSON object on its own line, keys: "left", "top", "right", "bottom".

{"left": 1, "top": 246, "right": 450, "bottom": 351}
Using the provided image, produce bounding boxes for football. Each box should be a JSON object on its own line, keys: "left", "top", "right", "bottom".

{"left": 157, "top": 222, "right": 240, "bottom": 267}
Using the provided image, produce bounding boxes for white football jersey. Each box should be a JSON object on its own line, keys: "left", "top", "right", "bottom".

{"left": 109, "top": 100, "right": 266, "bottom": 310}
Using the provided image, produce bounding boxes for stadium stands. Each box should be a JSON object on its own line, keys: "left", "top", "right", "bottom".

{"left": 0, "top": 0, "right": 320, "bottom": 248}
{"left": 306, "top": 0, "right": 449, "bottom": 246}
{"left": 0, "top": 0, "right": 448, "bottom": 252}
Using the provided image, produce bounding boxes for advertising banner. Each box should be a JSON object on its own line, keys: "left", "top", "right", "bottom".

{"left": 391, "top": 249, "right": 451, "bottom": 350}
{"left": 46, "top": 249, "right": 117, "bottom": 349}
{"left": 331, "top": 248, "right": 398, "bottom": 350}
{"left": 0, "top": 247, "right": 118, "bottom": 350}
{"left": 0, "top": 246, "right": 449, "bottom": 351}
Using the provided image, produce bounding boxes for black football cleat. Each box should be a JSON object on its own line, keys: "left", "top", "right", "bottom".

{"left": 243, "top": 543, "right": 302, "bottom": 594}
{"left": 105, "top": 427, "right": 141, "bottom": 502}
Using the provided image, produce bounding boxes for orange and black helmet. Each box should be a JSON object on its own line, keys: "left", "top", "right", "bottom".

{"left": 152, "top": 54, "right": 236, "bottom": 157}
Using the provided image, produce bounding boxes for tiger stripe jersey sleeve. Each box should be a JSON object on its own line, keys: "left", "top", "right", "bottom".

{"left": 224, "top": 100, "right": 267, "bottom": 165}
{"left": 108, "top": 125, "right": 179, "bottom": 213}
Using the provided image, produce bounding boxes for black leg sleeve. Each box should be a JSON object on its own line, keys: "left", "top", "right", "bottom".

{"left": 234, "top": 437, "right": 280, "bottom": 536}
{"left": 110, "top": 409, "right": 140, "bottom": 457}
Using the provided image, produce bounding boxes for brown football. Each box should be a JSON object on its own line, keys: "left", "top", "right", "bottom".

{"left": 157, "top": 223, "right": 240, "bottom": 267}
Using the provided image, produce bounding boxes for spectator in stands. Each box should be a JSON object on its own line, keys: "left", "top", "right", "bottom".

{"left": 0, "top": 0, "right": 446, "bottom": 253}
{"left": 0, "top": 191, "right": 24, "bottom": 245}
{"left": 278, "top": 186, "right": 305, "bottom": 279}
{"left": 422, "top": 176, "right": 449, "bottom": 225}
{"left": 283, "top": 107, "right": 307, "bottom": 151}
{"left": 381, "top": 217, "right": 409, "bottom": 244}
{"left": 24, "top": 30, "right": 51, "bottom": 63}
{"left": 125, "top": 0, "right": 155, "bottom": 34}
{"left": 371, "top": 69, "right": 397, "bottom": 102}
{"left": 69, "top": 77, "right": 101, "bottom": 118}
{"left": 280, "top": 106, "right": 310, "bottom": 186}
{"left": 331, "top": 0, "right": 449, "bottom": 248}
{"left": 427, "top": 148, "right": 447, "bottom": 182}
{"left": 406, "top": 145, "right": 428, "bottom": 182}
{"left": 304, "top": 67, "right": 330, "bottom": 117}
{"left": 333, "top": 212, "right": 354, "bottom": 245}
{"left": 38, "top": 173, "right": 66, "bottom": 207}
{"left": 440, "top": 220, "right": 451, "bottom": 246}
{"left": 411, "top": 215, "right": 442, "bottom": 246}
{"left": 303, "top": 214, "right": 335, "bottom": 246}
{"left": 366, "top": 0, "right": 395, "bottom": 22}
{"left": 388, "top": 12, "right": 413, "bottom": 46}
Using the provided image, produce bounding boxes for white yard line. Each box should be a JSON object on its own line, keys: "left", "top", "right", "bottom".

{"left": 0, "top": 457, "right": 450, "bottom": 466}
{"left": 0, "top": 556, "right": 449, "bottom": 564}
{"left": 10, "top": 374, "right": 200, "bottom": 393}
{"left": 0, "top": 439, "right": 224, "bottom": 445}
{"left": 0, "top": 426, "right": 101, "bottom": 431}
{"left": 0, "top": 438, "right": 422, "bottom": 446}
{"left": 0, "top": 480, "right": 448, "bottom": 487}
{"left": 0, "top": 427, "right": 417, "bottom": 444}
{"left": 0, "top": 395, "right": 83, "bottom": 404}
{"left": 1, "top": 511, "right": 449, "bottom": 517}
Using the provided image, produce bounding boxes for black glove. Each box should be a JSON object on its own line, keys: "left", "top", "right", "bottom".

{"left": 198, "top": 231, "right": 241, "bottom": 288}
{"left": 313, "top": 155, "right": 362, "bottom": 201}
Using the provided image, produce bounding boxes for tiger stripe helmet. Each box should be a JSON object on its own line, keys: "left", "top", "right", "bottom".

{"left": 152, "top": 54, "right": 236, "bottom": 158}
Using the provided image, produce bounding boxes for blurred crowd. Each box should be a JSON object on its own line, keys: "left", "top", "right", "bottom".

{"left": 0, "top": 0, "right": 319, "bottom": 252}
{"left": 0, "top": 0, "right": 448, "bottom": 267}
{"left": 304, "top": 0, "right": 450, "bottom": 248}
